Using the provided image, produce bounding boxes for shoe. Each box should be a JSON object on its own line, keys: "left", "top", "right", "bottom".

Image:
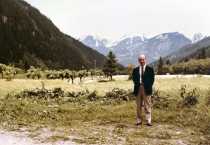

{"left": 146, "top": 123, "right": 152, "bottom": 126}
{"left": 135, "top": 122, "right": 142, "bottom": 126}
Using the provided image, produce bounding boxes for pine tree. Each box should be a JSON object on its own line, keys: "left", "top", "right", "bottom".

{"left": 197, "top": 53, "right": 201, "bottom": 60}
{"left": 201, "top": 47, "right": 207, "bottom": 59}
{"left": 102, "top": 51, "right": 118, "bottom": 80}
{"left": 198, "top": 47, "right": 207, "bottom": 60}
{"left": 166, "top": 59, "right": 171, "bottom": 66}
{"left": 24, "top": 61, "right": 30, "bottom": 71}
{"left": 184, "top": 57, "right": 189, "bottom": 62}
{"left": 157, "top": 56, "right": 164, "bottom": 75}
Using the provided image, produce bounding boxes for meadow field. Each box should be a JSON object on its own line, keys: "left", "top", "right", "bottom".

{"left": 0, "top": 75, "right": 210, "bottom": 144}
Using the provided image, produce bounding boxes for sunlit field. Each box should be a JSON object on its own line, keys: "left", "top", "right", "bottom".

{"left": 0, "top": 75, "right": 210, "bottom": 144}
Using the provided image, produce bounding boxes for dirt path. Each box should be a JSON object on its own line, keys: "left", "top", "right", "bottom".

{"left": 0, "top": 128, "right": 75, "bottom": 145}
{"left": 0, "top": 122, "right": 208, "bottom": 145}
{"left": 0, "top": 129, "right": 38, "bottom": 145}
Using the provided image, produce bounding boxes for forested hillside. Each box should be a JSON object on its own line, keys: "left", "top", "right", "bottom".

{"left": 150, "top": 36, "right": 210, "bottom": 67}
{"left": 0, "top": 0, "right": 108, "bottom": 70}
{"left": 179, "top": 46, "right": 210, "bottom": 62}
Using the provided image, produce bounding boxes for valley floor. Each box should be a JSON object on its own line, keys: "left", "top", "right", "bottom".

{"left": 0, "top": 74, "right": 209, "bottom": 145}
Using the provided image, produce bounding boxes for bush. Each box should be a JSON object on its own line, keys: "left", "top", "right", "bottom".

{"left": 177, "top": 85, "right": 199, "bottom": 108}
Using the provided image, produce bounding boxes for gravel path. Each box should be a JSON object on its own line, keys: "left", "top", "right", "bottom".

{"left": 0, "top": 129, "right": 40, "bottom": 145}
{"left": 0, "top": 129, "right": 75, "bottom": 145}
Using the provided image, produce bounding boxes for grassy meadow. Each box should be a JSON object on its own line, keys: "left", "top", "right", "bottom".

{"left": 0, "top": 74, "right": 210, "bottom": 144}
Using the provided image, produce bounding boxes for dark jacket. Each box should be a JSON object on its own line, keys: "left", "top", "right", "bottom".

{"left": 132, "top": 65, "right": 155, "bottom": 96}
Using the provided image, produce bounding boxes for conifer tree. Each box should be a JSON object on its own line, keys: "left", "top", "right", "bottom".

{"left": 102, "top": 51, "right": 118, "bottom": 80}
{"left": 166, "top": 59, "right": 171, "bottom": 66}
{"left": 197, "top": 53, "right": 202, "bottom": 60}
{"left": 184, "top": 57, "right": 189, "bottom": 62}
{"left": 201, "top": 47, "right": 207, "bottom": 59}
{"left": 198, "top": 47, "right": 207, "bottom": 59}
{"left": 157, "top": 56, "right": 164, "bottom": 75}
{"left": 24, "top": 61, "right": 30, "bottom": 71}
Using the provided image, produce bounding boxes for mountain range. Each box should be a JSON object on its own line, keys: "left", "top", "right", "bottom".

{"left": 79, "top": 33, "right": 208, "bottom": 67}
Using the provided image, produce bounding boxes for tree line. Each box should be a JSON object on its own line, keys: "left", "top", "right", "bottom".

{"left": 0, "top": 51, "right": 120, "bottom": 82}
{"left": 1, "top": 48, "right": 210, "bottom": 82}
{"left": 156, "top": 47, "right": 210, "bottom": 75}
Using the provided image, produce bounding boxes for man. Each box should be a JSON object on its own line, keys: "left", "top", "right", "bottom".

{"left": 132, "top": 55, "right": 155, "bottom": 126}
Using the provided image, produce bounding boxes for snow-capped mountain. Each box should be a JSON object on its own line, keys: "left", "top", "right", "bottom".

{"left": 113, "top": 32, "right": 191, "bottom": 66}
{"left": 79, "top": 32, "right": 204, "bottom": 66}
{"left": 78, "top": 35, "right": 117, "bottom": 55}
{"left": 192, "top": 33, "right": 207, "bottom": 43}
{"left": 79, "top": 35, "right": 148, "bottom": 55}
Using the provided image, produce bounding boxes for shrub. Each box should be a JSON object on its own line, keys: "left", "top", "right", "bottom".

{"left": 177, "top": 85, "right": 198, "bottom": 108}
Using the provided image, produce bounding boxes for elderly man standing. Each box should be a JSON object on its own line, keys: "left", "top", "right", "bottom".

{"left": 132, "top": 54, "right": 155, "bottom": 126}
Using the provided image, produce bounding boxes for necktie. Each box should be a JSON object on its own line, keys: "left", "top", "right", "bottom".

{"left": 141, "top": 66, "right": 144, "bottom": 82}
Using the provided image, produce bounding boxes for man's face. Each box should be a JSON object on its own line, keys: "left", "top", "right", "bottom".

{"left": 138, "top": 55, "right": 146, "bottom": 66}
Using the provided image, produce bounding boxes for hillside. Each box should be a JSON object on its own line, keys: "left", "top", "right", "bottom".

{"left": 0, "top": 0, "right": 108, "bottom": 71}
{"left": 179, "top": 46, "right": 210, "bottom": 62}
{"left": 150, "top": 36, "right": 210, "bottom": 67}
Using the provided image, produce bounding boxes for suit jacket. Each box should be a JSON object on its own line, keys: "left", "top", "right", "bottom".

{"left": 132, "top": 65, "right": 155, "bottom": 96}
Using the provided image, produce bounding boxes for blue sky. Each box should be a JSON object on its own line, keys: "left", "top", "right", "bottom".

{"left": 24, "top": 0, "right": 210, "bottom": 40}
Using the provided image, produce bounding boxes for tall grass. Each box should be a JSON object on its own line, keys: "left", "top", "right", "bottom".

{"left": 0, "top": 76, "right": 210, "bottom": 144}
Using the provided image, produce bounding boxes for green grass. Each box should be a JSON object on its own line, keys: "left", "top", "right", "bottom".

{"left": 0, "top": 76, "right": 210, "bottom": 144}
